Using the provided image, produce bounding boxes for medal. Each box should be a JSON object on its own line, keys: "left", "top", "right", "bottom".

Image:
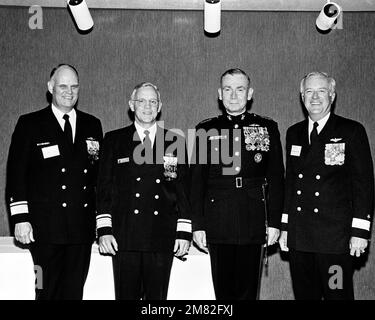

{"left": 163, "top": 154, "right": 178, "bottom": 180}
{"left": 243, "top": 126, "right": 270, "bottom": 152}
{"left": 254, "top": 153, "right": 262, "bottom": 163}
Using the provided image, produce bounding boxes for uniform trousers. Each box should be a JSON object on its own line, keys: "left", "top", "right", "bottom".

{"left": 289, "top": 249, "right": 354, "bottom": 300}
{"left": 112, "top": 251, "right": 174, "bottom": 300}
{"left": 209, "top": 243, "right": 262, "bottom": 300}
{"left": 29, "top": 243, "right": 92, "bottom": 300}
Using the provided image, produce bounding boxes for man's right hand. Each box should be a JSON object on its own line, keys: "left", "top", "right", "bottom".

{"left": 14, "top": 222, "right": 34, "bottom": 244}
{"left": 98, "top": 235, "right": 118, "bottom": 255}
{"left": 193, "top": 230, "right": 209, "bottom": 254}
{"left": 279, "top": 231, "right": 289, "bottom": 252}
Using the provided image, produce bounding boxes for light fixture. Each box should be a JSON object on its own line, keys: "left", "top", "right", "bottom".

{"left": 67, "top": 0, "right": 94, "bottom": 32}
{"left": 316, "top": 1, "right": 342, "bottom": 32}
{"left": 204, "top": 0, "right": 221, "bottom": 36}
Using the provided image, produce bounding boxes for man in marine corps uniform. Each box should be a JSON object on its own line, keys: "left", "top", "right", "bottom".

{"left": 96, "top": 82, "right": 191, "bottom": 300}
{"left": 190, "top": 68, "right": 284, "bottom": 300}
{"left": 7, "top": 64, "right": 103, "bottom": 299}
{"left": 279, "top": 72, "right": 374, "bottom": 299}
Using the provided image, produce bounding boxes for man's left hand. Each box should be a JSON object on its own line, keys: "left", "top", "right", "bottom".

{"left": 350, "top": 237, "right": 368, "bottom": 257}
{"left": 174, "top": 239, "right": 190, "bottom": 257}
{"left": 267, "top": 227, "right": 280, "bottom": 246}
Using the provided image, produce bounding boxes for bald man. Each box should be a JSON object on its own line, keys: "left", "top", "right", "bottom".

{"left": 7, "top": 64, "right": 103, "bottom": 299}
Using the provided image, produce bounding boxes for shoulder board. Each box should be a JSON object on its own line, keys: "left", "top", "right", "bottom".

{"left": 251, "top": 113, "right": 276, "bottom": 122}
{"left": 198, "top": 116, "right": 218, "bottom": 125}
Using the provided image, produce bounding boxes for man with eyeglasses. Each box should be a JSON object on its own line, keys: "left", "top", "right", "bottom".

{"left": 190, "top": 68, "right": 284, "bottom": 299}
{"left": 96, "top": 82, "right": 191, "bottom": 300}
{"left": 7, "top": 64, "right": 103, "bottom": 299}
{"left": 279, "top": 71, "right": 374, "bottom": 299}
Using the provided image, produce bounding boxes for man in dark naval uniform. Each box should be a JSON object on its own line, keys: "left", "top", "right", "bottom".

{"left": 279, "top": 71, "right": 374, "bottom": 300}
{"left": 96, "top": 82, "right": 191, "bottom": 300}
{"left": 190, "top": 68, "right": 284, "bottom": 300}
{"left": 7, "top": 64, "right": 103, "bottom": 299}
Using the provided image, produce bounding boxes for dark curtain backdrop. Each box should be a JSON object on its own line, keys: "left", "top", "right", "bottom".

{"left": 0, "top": 7, "right": 374, "bottom": 299}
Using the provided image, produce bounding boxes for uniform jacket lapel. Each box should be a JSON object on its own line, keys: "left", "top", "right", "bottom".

{"left": 42, "top": 106, "right": 73, "bottom": 158}
{"left": 122, "top": 124, "right": 142, "bottom": 160}
{"left": 292, "top": 120, "right": 310, "bottom": 168}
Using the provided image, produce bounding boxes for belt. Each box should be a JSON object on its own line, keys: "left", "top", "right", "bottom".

{"left": 207, "top": 177, "right": 266, "bottom": 189}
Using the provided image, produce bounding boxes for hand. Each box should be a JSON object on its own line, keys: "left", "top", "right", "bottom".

{"left": 279, "top": 231, "right": 289, "bottom": 252}
{"left": 349, "top": 237, "right": 368, "bottom": 257}
{"left": 14, "top": 222, "right": 34, "bottom": 244}
{"left": 174, "top": 239, "right": 190, "bottom": 257}
{"left": 193, "top": 230, "right": 209, "bottom": 253}
{"left": 98, "top": 235, "right": 118, "bottom": 255}
{"left": 267, "top": 227, "right": 280, "bottom": 246}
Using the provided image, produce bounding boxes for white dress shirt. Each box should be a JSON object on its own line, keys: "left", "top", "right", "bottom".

{"left": 134, "top": 121, "right": 157, "bottom": 147}
{"left": 308, "top": 112, "right": 330, "bottom": 144}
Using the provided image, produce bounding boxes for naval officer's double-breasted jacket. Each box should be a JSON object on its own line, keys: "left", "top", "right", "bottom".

{"left": 7, "top": 106, "right": 103, "bottom": 244}
{"left": 95, "top": 124, "right": 192, "bottom": 253}
{"left": 282, "top": 113, "right": 374, "bottom": 254}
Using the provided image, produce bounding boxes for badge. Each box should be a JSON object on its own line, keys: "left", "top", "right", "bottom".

{"left": 254, "top": 153, "right": 262, "bottom": 163}
{"left": 243, "top": 126, "right": 270, "bottom": 152}
{"left": 330, "top": 138, "right": 342, "bottom": 143}
{"left": 86, "top": 138, "right": 99, "bottom": 162}
{"left": 42, "top": 145, "right": 60, "bottom": 159}
{"left": 291, "top": 145, "right": 302, "bottom": 157}
{"left": 325, "top": 143, "right": 345, "bottom": 166}
{"left": 163, "top": 154, "right": 178, "bottom": 180}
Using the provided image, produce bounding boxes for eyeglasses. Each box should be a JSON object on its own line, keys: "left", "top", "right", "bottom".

{"left": 57, "top": 84, "right": 79, "bottom": 93}
{"left": 133, "top": 98, "right": 159, "bottom": 108}
{"left": 304, "top": 88, "right": 329, "bottom": 97}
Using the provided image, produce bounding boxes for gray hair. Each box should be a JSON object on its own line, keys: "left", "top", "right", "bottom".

{"left": 130, "top": 82, "right": 161, "bottom": 102}
{"left": 300, "top": 71, "right": 336, "bottom": 94}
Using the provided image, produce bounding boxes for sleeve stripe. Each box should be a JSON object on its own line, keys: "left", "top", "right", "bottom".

{"left": 96, "top": 216, "right": 112, "bottom": 229}
{"left": 177, "top": 219, "right": 192, "bottom": 233}
{"left": 178, "top": 219, "right": 192, "bottom": 223}
{"left": 96, "top": 214, "right": 112, "bottom": 219}
{"left": 281, "top": 213, "right": 288, "bottom": 224}
{"left": 10, "top": 202, "right": 29, "bottom": 216}
{"left": 352, "top": 218, "right": 371, "bottom": 231}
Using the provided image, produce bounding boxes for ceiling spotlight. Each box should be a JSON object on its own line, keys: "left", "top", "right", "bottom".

{"left": 67, "top": 0, "right": 94, "bottom": 32}
{"left": 316, "top": 1, "right": 342, "bottom": 32}
{"left": 204, "top": 0, "right": 221, "bottom": 37}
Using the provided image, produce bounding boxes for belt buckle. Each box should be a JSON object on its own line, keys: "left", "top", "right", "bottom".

{"left": 235, "top": 177, "right": 242, "bottom": 188}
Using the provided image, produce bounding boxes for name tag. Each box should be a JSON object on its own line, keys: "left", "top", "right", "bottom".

{"left": 42, "top": 145, "right": 60, "bottom": 159}
{"left": 290, "top": 145, "right": 302, "bottom": 157}
{"left": 117, "top": 157, "right": 129, "bottom": 164}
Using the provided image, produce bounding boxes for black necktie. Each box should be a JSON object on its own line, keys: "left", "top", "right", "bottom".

{"left": 63, "top": 114, "right": 73, "bottom": 144}
{"left": 143, "top": 129, "right": 152, "bottom": 149}
{"left": 310, "top": 122, "right": 319, "bottom": 145}
{"left": 143, "top": 130, "right": 152, "bottom": 162}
